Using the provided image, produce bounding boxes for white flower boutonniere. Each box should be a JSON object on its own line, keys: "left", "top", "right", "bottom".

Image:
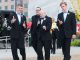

{"left": 44, "top": 18, "right": 46, "bottom": 20}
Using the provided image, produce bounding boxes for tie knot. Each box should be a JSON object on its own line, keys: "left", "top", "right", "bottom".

{"left": 40, "top": 17, "right": 44, "bottom": 19}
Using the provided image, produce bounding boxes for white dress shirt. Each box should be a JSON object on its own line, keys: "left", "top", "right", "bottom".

{"left": 63, "top": 10, "right": 68, "bottom": 22}
{"left": 63, "top": 12, "right": 67, "bottom": 22}
{"left": 16, "top": 12, "right": 21, "bottom": 24}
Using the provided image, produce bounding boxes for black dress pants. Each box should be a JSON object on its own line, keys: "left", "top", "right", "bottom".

{"left": 37, "top": 38, "right": 51, "bottom": 60}
{"left": 31, "top": 35, "right": 38, "bottom": 55}
{"left": 11, "top": 38, "right": 26, "bottom": 60}
{"left": 61, "top": 37, "right": 71, "bottom": 60}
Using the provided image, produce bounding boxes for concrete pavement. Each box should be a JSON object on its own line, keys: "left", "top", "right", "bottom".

{"left": 0, "top": 47, "right": 80, "bottom": 60}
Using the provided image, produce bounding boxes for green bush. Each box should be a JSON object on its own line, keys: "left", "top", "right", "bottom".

{"left": 71, "top": 39, "right": 80, "bottom": 46}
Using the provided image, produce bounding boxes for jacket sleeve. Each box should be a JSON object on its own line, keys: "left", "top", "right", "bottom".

{"left": 31, "top": 16, "right": 34, "bottom": 35}
{"left": 57, "top": 14, "right": 63, "bottom": 29}
{"left": 31, "top": 16, "right": 38, "bottom": 35}
{"left": 71, "top": 13, "right": 76, "bottom": 35}
{"left": 22, "top": 15, "right": 27, "bottom": 33}
{"left": 45, "top": 17, "right": 52, "bottom": 31}
{"left": 8, "top": 12, "right": 17, "bottom": 27}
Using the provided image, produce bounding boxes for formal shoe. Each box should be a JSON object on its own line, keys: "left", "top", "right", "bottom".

{"left": 53, "top": 51, "right": 55, "bottom": 54}
{"left": 51, "top": 50, "right": 55, "bottom": 54}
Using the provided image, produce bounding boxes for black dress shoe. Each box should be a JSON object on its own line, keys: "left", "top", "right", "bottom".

{"left": 53, "top": 51, "right": 55, "bottom": 54}
{"left": 63, "top": 56, "right": 71, "bottom": 60}
{"left": 51, "top": 50, "right": 55, "bottom": 54}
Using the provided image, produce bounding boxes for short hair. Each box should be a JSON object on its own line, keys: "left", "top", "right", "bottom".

{"left": 60, "top": 2, "right": 67, "bottom": 6}
{"left": 16, "top": 4, "right": 23, "bottom": 7}
{"left": 36, "top": 7, "right": 41, "bottom": 10}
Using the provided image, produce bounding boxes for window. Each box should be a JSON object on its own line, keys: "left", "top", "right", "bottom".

{"left": 0, "top": 0, "right": 1, "bottom": 2}
{"left": 0, "top": 6, "right": 1, "bottom": 10}
{"left": 5, "top": 6, "right": 8, "bottom": 10}
{"left": 11, "top": 0, "right": 14, "bottom": 1}
{"left": 11, "top": 5, "right": 14, "bottom": 9}
{"left": 5, "top": 0, "right": 8, "bottom": 2}
{"left": 24, "top": 3, "right": 28, "bottom": 8}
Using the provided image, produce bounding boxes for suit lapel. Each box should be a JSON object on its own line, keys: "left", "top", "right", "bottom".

{"left": 15, "top": 14, "right": 19, "bottom": 24}
{"left": 19, "top": 15, "right": 23, "bottom": 25}
{"left": 42, "top": 16, "right": 47, "bottom": 25}
{"left": 61, "top": 13, "right": 64, "bottom": 22}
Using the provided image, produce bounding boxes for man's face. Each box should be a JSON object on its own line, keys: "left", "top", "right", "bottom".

{"left": 61, "top": 4, "right": 67, "bottom": 12}
{"left": 36, "top": 8, "right": 41, "bottom": 15}
{"left": 16, "top": 6, "right": 23, "bottom": 14}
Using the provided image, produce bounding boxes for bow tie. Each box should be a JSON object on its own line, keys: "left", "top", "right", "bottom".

{"left": 40, "top": 18, "right": 44, "bottom": 19}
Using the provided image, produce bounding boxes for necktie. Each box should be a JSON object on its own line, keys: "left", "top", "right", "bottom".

{"left": 17, "top": 14, "right": 21, "bottom": 24}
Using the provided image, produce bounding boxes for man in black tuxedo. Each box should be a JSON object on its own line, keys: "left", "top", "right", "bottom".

{"left": 9, "top": 4, "right": 27, "bottom": 60}
{"left": 57, "top": 2, "right": 76, "bottom": 60}
{"left": 37, "top": 10, "right": 52, "bottom": 60}
{"left": 31, "top": 7, "right": 41, "bottom": 54}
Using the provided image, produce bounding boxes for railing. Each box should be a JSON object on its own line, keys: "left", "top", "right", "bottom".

{"left": 24, "top": 29, "right": 31, "bottom": 48}
{"left": 0, "top": 36, "right": 10, "bottom": 51}
{"left": 0, "top": 29, "right": 31, "bottom": 51}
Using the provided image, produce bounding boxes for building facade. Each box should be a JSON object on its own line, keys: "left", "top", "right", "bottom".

{"left": 0, "top": 0, "right": 15, "bottom": 10}
{"left": 0, "top": 0, "right": 28, "bottom": 17}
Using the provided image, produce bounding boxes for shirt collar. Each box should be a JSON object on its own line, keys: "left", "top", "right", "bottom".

{"left": 16, "top": 12, "right": 21, "bottom": 15}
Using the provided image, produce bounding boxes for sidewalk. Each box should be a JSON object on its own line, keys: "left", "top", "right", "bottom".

{"left": 0, "top": 47, "right": 80, "bottom": 60}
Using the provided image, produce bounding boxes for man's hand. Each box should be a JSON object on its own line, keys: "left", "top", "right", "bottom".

{"left": 72, "top": 34, "right": 76, "bottom": 39}
{"left": 37, "top": 20, "right": 40, "bottom": 26}
{"left": 43, "top": 26, "right": 46, "bottom": 30}
{"left": 23, "top": 21, "right": 26, "bottom": 28}
{"left": 11, "top": 16, "right": 16, "bottom": 23}
{"left": 58, "top": 20, "right": 63, "bottom": 25}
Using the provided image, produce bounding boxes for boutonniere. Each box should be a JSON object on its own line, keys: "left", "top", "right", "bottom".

{"left": 44, "top": 17, "right": 46, "bottom": 20}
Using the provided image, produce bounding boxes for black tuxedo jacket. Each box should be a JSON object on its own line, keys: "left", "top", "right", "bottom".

{"left": 31, "top": 15, "right": 40, "bottom": 46}
{"left": 57, "top": 11, "right": 76, "bottom": 38}
{"left": 37, "top": 16, "right": 52, "bottom": 40}
{"left": 31, "top": 15, "right": 40, "bottom": 36}
{"left": 9, "top": 12, "right": 27, "bottom": 38}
